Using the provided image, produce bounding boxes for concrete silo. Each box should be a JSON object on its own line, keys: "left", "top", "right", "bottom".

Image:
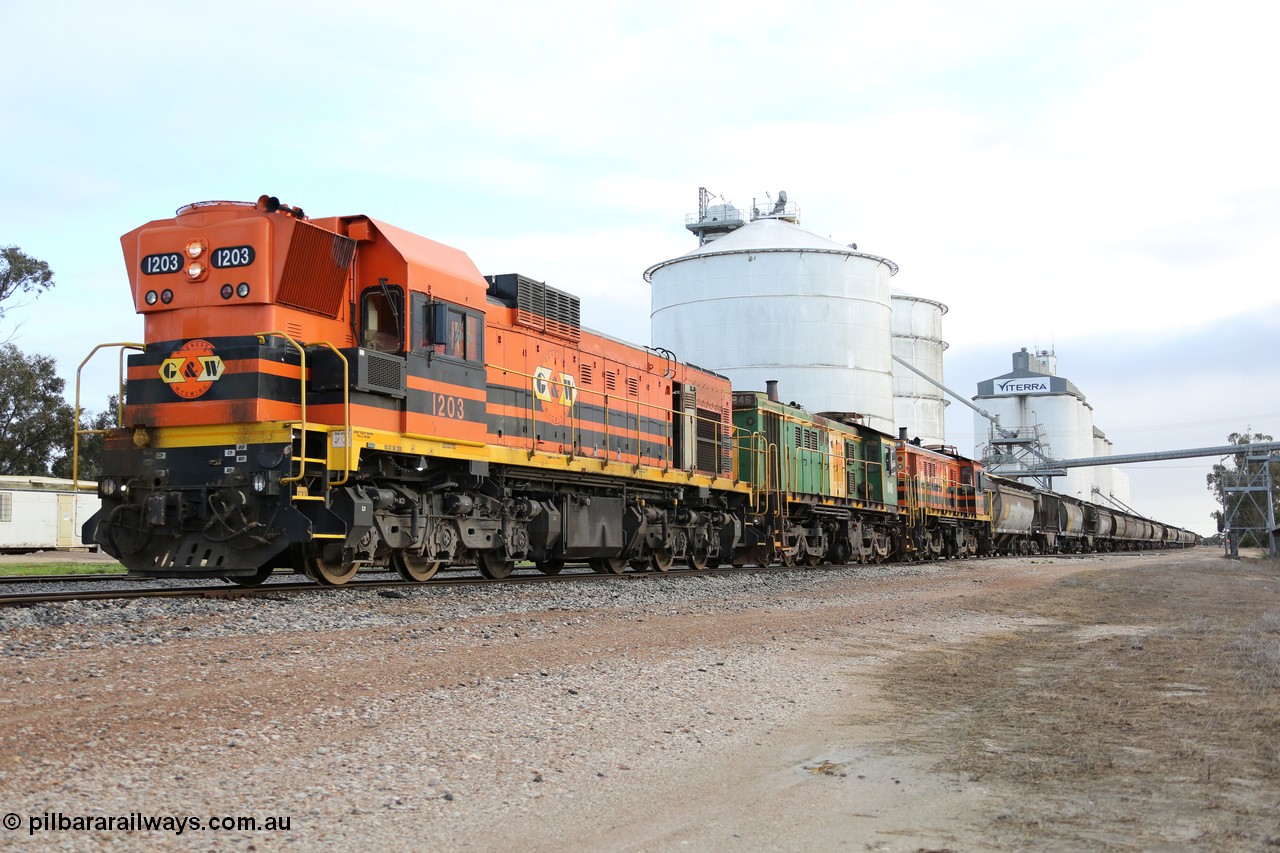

{"left": 975, "top": 348, "right": 1117, "bottom": 502}
{"left": 646, "top": 192, "right": 899, "bottom": 434}
{"left": 891, "top": 289, "right": 949, "bottom": 446}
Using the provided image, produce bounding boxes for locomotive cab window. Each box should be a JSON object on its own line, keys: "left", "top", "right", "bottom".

{"left": 414, "top": 296, "right": 483, "bottom": 363}
{"left": 361, "top": 285, "right": 404, "bottom": 352}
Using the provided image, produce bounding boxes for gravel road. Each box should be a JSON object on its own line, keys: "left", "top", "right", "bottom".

{"left": 0, "top": 550, "right": 1248, "bottom": 851}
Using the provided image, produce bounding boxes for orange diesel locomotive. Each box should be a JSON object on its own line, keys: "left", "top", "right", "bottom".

{"left": 84, "top": 197, "right": 746, "bottom": 585}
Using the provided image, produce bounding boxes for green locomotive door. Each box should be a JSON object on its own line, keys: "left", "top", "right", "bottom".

{"left": 864, "top": 435, "right": 894, "bottom": 505}
{"left": 793, "top": 424, "right": 825, "bottom": 496}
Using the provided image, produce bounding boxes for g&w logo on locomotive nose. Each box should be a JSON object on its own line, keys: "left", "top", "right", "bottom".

{"left": 159, "top": 339, "right": 225, "bottom": 399}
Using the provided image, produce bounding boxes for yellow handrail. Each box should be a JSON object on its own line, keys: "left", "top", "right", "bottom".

{"left": 72, "top": 342, "right": 143, "bottom": 491}
{"left": 306, "top": 340, "right": 352, "bottom": 486}
{"left": 254, "top": 332, "right": 309, "bottom": 485}
{"left": 493, "top": 363, "right": 727, "bottom": 475}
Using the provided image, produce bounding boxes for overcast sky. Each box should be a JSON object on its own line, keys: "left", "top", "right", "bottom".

{"left": 3, "top": 0, "right": 1276, "bottom": 536}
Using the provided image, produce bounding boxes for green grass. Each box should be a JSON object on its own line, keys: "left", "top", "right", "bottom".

{"left": 0, "top": 563, "right": 126, "bottom": 577}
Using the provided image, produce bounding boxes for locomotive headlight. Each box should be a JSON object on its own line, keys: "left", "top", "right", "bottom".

{"left": 186, "top": 261, "right": 206, "bottom": 281}
{"left": 145, "top": 290, "right": 159, "bottom": 305}
{"left": 98, "top": 477, "right": 118, "bottom": 498}
{"left": 236, "top": 282, "right": 250, "bottom": 298}
{"left": 251, "top": 471, "right": 269, "bottom": 494}
{"left": 185, "top": 240, "right": 206, "bottom": 259}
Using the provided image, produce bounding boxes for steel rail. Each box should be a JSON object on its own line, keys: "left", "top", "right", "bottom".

{"left": 0, "top": 548, "right": 1183, "bottom": 608}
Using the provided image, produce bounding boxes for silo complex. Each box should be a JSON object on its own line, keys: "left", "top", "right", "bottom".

{"left": 974, "top": 348, "right": 1126, "bottom": 504}
{"left": 647, "top": 195, "right": 899, "bottom": 434}
{"left": 890, "top": 289, "right": 948, "bottom": 446}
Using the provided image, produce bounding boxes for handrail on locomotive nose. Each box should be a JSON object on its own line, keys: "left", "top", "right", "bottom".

{"left": 73, "top": 342, "right": 144, "bottom": 493}
{"left": 252, "top": 331, "right": 351, "bottom": 487}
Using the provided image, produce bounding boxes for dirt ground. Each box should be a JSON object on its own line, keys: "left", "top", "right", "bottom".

{"left": 551, "top": 548, "right": 1280, "bottom": 852}
{"left": 0, "top": 546, "right": 1276, "bottom": 851}
{"left": 877, "top": 548, "right": 1280, "bottom": 851}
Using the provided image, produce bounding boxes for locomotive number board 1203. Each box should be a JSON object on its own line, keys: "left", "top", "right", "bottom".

{"left": 210, "top": 246, "right": 255, "bottom": 268}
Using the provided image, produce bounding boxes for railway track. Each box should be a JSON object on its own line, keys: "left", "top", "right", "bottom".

{"left": 0, "top": 549, "right": 1165, "bottom": 608}
{"left": 0, "top": 563, "right": 771, "bottom": 607}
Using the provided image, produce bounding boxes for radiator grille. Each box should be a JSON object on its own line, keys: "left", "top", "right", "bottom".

{"left": 277, "top": 222, "right": 356, "bottom": 317}
{"left": 366, "top": 353, "right": 402, "bottom": 390}
{"left": 355, "top": 350, "right": 406, "bottom": 398}
{"left": 515, "top": 276, "right": 581, "bottom": 342}
{"left": 696, "top": 406, "right": 721, "bottom": 474}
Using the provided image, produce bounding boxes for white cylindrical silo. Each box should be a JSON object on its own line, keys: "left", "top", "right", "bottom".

{"left": 891, "top": 289, "right": 948, "bottom": 446}
{"left": 647, "top": 218, "right": 897, "bottom": 433}
{"left": 1112, "top": 467, "right": 1131, "bottom": 507}
{"left": 1034, "top": 394, "right": 1093, "bottom": 500}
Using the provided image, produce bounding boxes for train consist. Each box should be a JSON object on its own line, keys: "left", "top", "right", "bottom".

{"left": 80, "top": 197, "right": 1196, "bottom": 585}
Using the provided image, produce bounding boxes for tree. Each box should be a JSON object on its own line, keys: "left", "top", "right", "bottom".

{"left": 0, "top": 245, "right": 55, "bottom": 326}
{"left": 1205, "top": 429, "right": 1280, "bottom": 548}
{"left": 0, "top": 343, "right": 75, "bottom": 476}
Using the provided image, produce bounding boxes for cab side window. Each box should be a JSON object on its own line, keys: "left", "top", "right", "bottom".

{"left": 361, "top": 286, "right": 404, "bottom": 352}
{"left": 444, "top": 309, "right": 466, "bottom": 358}
{"left": 416, "top": 299, "right": 483, "bottom": 363}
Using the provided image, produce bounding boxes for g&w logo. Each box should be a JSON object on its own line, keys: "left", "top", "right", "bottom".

{"left": 160, "top": 339, "right": 225, "bottom": 399}
{"left": 532, "top": 349, "right": 577, "bottom": 426}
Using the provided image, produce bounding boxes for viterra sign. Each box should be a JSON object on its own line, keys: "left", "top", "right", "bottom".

{"left": 993, "top": 377, "right": 1051, "bottom": 395}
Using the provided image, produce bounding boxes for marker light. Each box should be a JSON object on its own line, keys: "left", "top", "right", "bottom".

{"left": 161, "top": 289, "right": 174, "bottom": 304}
{"left": 236, "top": 282, "right": 250, "bottom": 298}
{"left": 220, "top": 284, "right": 234, "bottom": 300}
{"left": 145, "top": 290, "right": 159, "bottom": 305}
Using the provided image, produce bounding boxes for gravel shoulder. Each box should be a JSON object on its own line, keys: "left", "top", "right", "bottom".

{"left": 0, "top": 548, "right": 1273, "bottom": 851}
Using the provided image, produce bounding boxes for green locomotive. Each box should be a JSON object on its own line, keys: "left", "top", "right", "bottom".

{"left": 731, "top": 387, "right": 900, "bottom": 566}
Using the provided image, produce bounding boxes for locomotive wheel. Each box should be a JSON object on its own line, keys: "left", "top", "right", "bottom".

{"left": 803, "top": 551, "right": 822, "bottom": 568}
{"left": 535, "top": 560, "right": 564, "bottom": 576}
{"left": 650, "top": 548, "right": 674, "bottom": 573}
{"left": 590, "top": 556, "right": 627, "bottom": 575}
{"left": 394, "top": 551, "right": 441, "bottom": 582}
{"left": 310, "top": 556, "right": 358, "bottom": 586}
{"left": 686, "top": 549, "right": 709, "bottom": 570}
{"left": 224, "top": 564, "right": 275, "bottom": 588}
{"left": 779, "top": 551, "right": 795, "bottom": 568}
{"left": 477, "top": 552, "right": 515, "bottom": 580}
